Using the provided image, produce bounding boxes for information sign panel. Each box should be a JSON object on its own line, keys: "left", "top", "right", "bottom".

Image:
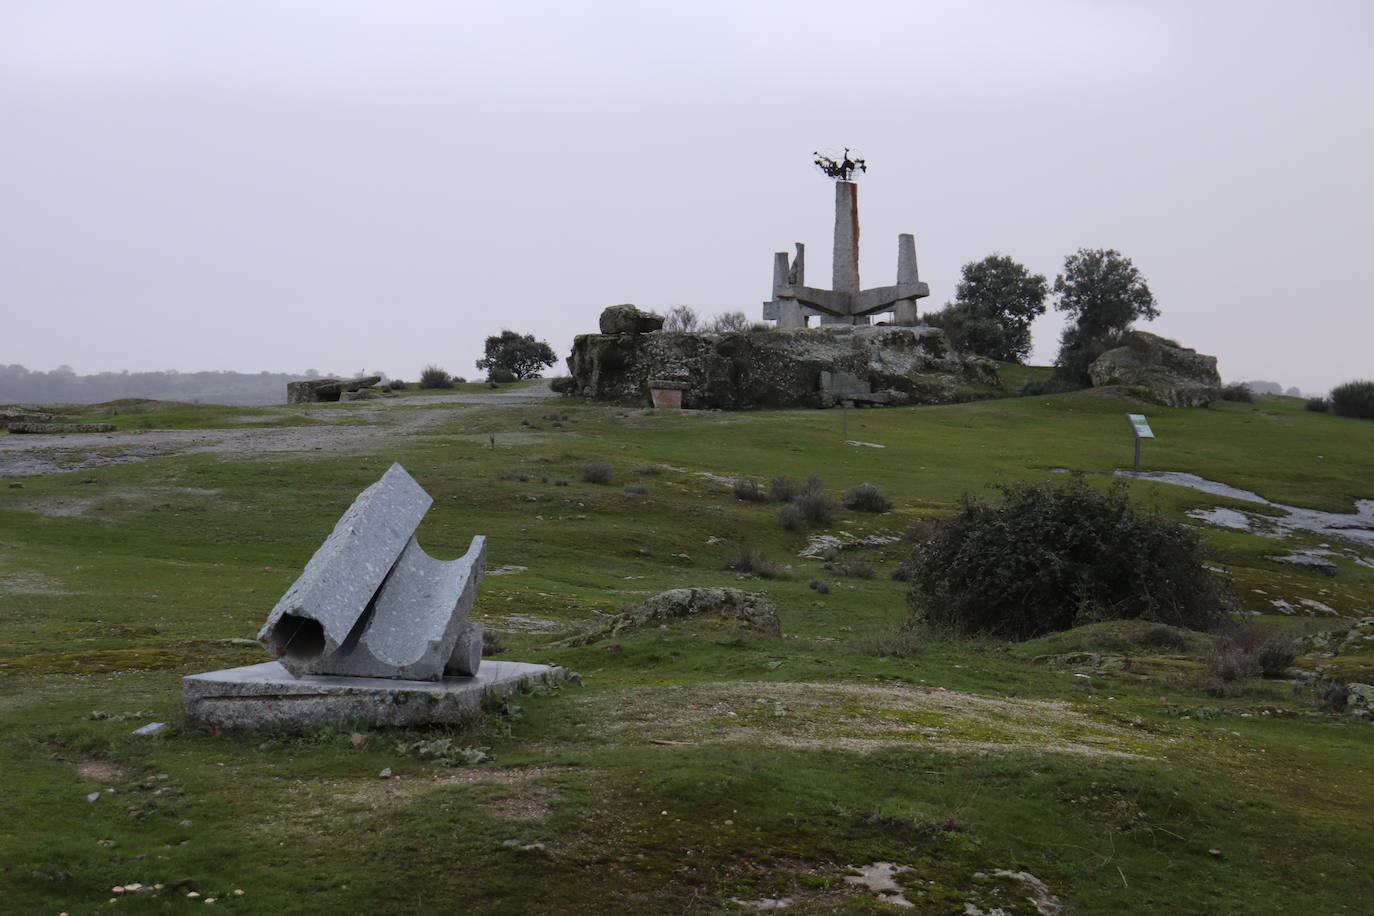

{"left": 1126, "top": 413, "right": 1155, "bottom": 439}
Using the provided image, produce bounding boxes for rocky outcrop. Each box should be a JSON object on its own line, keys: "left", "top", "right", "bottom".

{"left": 1088, "top": 332, "right": 1221, "bottom": 407}
{"left": 599, "top": 304, "right": 664, "bottom": 335}
{"left": 550, "top": 587, "right": 781, "bottom": 647}
{"left": 286, "top": 376, "right": 384, "bottom": 404}
{"left": 563, "top": 325, "right": 998, "bottom": 409}
{"left": 0, "top": 407, "right": 57, "bottom": 429}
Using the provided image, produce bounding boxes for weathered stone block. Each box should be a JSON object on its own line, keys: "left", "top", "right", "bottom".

{"left": 182, "top": 660, "right": 566, "bottom": 729}
{"left": 599, "top": 304, "right": 664, "bottom": 335}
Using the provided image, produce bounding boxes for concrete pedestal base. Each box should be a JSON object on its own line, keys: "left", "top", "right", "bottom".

{"left": 183, "top": 660, "right": 566, "bottom": 729}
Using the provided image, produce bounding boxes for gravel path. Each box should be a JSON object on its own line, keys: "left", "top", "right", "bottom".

{"left": 0, "top": 380, "right": 558, "bottom": 479}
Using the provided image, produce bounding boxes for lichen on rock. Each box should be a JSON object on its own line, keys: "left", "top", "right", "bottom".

{"left": 561, "top": 324, "right": 997, "bottom": 409}
{"left": 1087, "top": 331, "right": 1221, "bottom": 408}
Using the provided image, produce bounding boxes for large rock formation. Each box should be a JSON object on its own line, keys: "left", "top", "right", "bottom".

{"left": 599, "top": 304, "right": 664, "bottom": 335}
{"left": 1088, "top": 332, "right": 1221, "bottom": 408}
{"left": 286, "top": 375, "right": 383, "bottom": 404}
{"left": 562, "top": 324, "right": 998, "bottom": 409}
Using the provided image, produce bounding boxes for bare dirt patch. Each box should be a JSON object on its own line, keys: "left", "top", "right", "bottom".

{"left": 559, "top": 681, "right": 1163, "bottom": 760}
{"left": 74, "top": 760, "right": 123, "bottom": 781}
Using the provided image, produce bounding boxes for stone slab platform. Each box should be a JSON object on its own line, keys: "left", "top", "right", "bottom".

{"left": 183, "top": 660, "right": 565, "bottom": 729}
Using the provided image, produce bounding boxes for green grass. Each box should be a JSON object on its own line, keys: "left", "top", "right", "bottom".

{"left": 2, "top": 387, "right": 1373, "bottom": 913}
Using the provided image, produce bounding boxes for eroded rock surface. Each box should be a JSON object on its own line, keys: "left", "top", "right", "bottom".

{"left": 563, "top": 324, "right": 997, "bottom": 409}
{"left": 552, "top": 587, "right": 781, "bottom": 647}
{"left": 1088, "top": 331, "right": 1221, "bottom": 407}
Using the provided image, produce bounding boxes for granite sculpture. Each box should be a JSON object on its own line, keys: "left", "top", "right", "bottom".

{"left": 763, "top": 152, "right": 930, "bottom": 328}
{"left": 184, "top": 464, "right": 565, "bottom": 728}
{"left": 257, "top": 462, "right": 486, "bottom": 680}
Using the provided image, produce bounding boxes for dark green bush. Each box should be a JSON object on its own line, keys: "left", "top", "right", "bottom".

{"left": 1305, "top": 397, "right": 1329, "bottom": 413}
{"left": 488, "top": 368, "right": 517, "bottom": 384}
{"left": 842, "top": 483, "right": 892, "bottom": 513}
{"left": 906, "top": 478, "right": 1230, "bottom": 640}
{"left": 1019, "top": 376, "right": 1083, "bottom": 397}
{"left": 1330, "top": 379, "right": 1374, "bottom": 419}
{"left": 388, "top": 379, "right": 408, "bottom": 391}
{"left": 418, "top": 364, "right": 454, "bottom": 389}
{"left": 623, "top": 483, "right": 650, "bottom": 496}
{"left": 808, "top": 579, "right": 830, "bottom": 594}
{"left": 1219, "top": 383, "right": 1254, "bottom": 403}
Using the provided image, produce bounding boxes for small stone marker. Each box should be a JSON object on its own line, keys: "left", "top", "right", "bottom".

{"left": 648, "top": 379, "right": 689, "bottom": 409}
{"left": 185, "top": 463, "right": 565, "bottom": 728}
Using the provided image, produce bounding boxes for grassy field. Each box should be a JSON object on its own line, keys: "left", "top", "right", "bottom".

{"left": 2, "top": 385, "right": 1372, "bottom": 914}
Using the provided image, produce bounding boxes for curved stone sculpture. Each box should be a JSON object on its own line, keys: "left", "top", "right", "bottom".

{"left": 255, "top": 463, "right": 486, "bottom": 681}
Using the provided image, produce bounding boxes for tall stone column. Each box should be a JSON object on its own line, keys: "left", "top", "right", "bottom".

{"left": 823, "top": 180, "right": 867, "bottom": 325}
{"left": 773, "top": 251, "right": 805, "bottom": 330}
{"left": 892, "top": 233, "right": 920, "bottom": 326}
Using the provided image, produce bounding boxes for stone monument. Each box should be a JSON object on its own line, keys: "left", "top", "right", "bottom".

{"left": 183, "top": 464, "right": 564, "bottom": 728}
{"left": 763, "top": 150, "right": 930, "bottom": 329}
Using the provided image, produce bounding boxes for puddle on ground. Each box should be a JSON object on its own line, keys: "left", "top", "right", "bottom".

{"left": 1118, "top": 470, "right": 1374, "bottom": 549}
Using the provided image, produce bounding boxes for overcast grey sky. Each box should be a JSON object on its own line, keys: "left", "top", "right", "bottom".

{"left": 3, "top": 1, "right": 1371, "bottom": 393}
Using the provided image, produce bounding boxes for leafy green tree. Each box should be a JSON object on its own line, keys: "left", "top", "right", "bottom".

{"left": 927, "top": 254, "right": 1047, "bottom": 362}
{"left": 956, "top": 254, "right": 1049, "bottom": 362}
{"left": 1053, "top": 248, "right": 1158, "bottom": 338}
{"left": 1052, "top": 248, "right": 1158, "bottom": 384}
{"left": 475, "top": 330, "right": 557, "bottom": 380}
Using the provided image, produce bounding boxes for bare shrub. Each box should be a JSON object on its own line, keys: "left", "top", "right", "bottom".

{"left": 481, "top": 629, "right": 507, "bottom": 657}
{"left": 842, "top": 483, "right": 892, "bottom": 513}
{"left": 856, "top": 622, "right": 925, "bottom": 659}
{"left": 663, "top": 305, "right": 699, "bottom": 332}
{"left": 623, "top": 483, "right": 651, "bottom": 496}
{"left": 794, "top": 476, "right": 836, "bottom": 525}
{"left": 769, "top": 475, "right": 798, "bottom": 503}
{"left": 733, "top": 478, "right": 767, "bottom": 502}
{"left": 778, "top": 504, "right": 805, "bottom": 531}
{"left": 710, "top": 310, "right": 750, "bottom": 333}
{"left": 388, "top": 379, "right": 408, "bottom": 391}
{"left": 581, "top": 462, "right": 614, "bottom": 484}
{"left": 724, "top": 547, "right": 779, "bottom": 579}
{"left": 1207, "top": 624, "right": 1295, "bottom": 681}
{"left": 419, "top": 365, "right": 454, "bottom": 389}
{"left": 836, "top": 561, "right": 876, "bottom": 579}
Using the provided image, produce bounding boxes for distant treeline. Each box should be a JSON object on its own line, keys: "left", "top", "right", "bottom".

{"left": 0, "top": 364, "right": 343, "bottom": 406}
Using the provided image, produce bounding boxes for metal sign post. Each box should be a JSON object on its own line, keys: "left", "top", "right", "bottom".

{"left": 1126, "top": 413, "right": 1155, "bottom": 471}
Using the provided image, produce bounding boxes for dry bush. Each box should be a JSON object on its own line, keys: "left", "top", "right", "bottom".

{"left": 724, "top": 547, "right": 780, "bottom": 579}
{"left": 581, "top": 462, "right": 614, "bottom": 484}
{"left": 732, "top": 478, "right": 767, "bottom": 502}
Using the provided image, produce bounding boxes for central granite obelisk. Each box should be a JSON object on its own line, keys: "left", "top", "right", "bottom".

{"left": 822, "top": 180, "right": 866, "bottom": 326}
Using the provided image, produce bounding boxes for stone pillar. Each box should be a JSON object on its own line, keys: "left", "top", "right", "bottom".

{"left": 772, "top": 251, "right": 806, "bottom": 330}
{"left": 892, "top": 233, "right": 920, "bottom": 326}
{"left": 825, "top": 181, "right": 866, "bottom": 325}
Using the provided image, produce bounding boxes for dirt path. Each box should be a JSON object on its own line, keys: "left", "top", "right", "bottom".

{"left": 0, "top": 381, "right": 559, "bottom": 479}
